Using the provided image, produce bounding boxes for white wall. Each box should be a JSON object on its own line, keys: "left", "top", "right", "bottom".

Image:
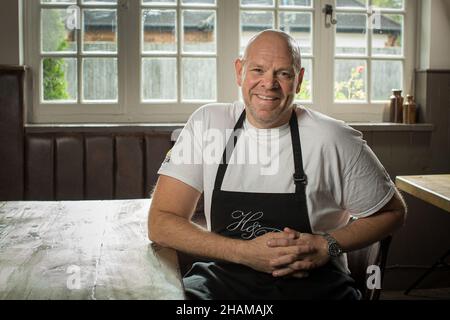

{"left": 419, "top": 0, "right": 450, "bottom": 69}
{"left": 429, "top": 0, "right": 450, "bottom": 69}
{"left": 0, "top": 0, "right": 22, "bottom": 65}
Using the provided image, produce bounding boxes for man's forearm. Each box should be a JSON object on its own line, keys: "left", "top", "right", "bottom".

{"left": 329, "top": 189, "right": 406, "bottom": 252}
{"left": 149, "top": 210, "right": 244, "bottom": 264}
{"left": 330, "top": 208, "right": 405, "bottom": 253}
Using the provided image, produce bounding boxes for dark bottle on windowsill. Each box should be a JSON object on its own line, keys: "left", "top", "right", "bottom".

{"left": 389, "top": 89, "right": 404, "bottom": 123}
{"left": 403, "top": 94, "right": 417, "bottom": 124}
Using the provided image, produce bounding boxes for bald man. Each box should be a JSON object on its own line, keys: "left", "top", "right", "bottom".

{"left": 148, "top": 30, "right": 406, "bottom": 300}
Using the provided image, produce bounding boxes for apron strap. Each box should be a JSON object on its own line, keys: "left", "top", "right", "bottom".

{"left": 214, "top": 107, "right": 307, "bottom": 200}
{"left": 214, "top": 109, "right": 246, "bottom": 190}
{"left": 289, "top": 109, "right": 308, "bottom": 202}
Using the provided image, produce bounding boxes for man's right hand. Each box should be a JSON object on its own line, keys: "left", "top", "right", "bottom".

{"left": 238, "top": 231, "right": 314, "bottom": 276}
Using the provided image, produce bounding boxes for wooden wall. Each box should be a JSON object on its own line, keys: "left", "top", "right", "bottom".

{"left": 0, "top": 66, "right": 25, "bottom": 200}
{"left": 24, "top": 132, "right": 172, "bottom": 201}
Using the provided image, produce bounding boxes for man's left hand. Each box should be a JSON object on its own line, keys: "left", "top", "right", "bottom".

{"left": 266, "top": 227, "right": 330, "bottom": 277}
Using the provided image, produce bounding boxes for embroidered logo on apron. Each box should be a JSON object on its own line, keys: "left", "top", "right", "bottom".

{"left": 226, "top": 210, "right": 282, "bottom": 240}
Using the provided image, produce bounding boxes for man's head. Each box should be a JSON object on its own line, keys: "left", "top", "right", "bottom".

{"left": 235, "top": 29, "right": 305, "bottom": 129}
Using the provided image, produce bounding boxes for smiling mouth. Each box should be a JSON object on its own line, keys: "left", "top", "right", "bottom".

{"left": 255, "top": 94, "right": 280, "bottom": 101}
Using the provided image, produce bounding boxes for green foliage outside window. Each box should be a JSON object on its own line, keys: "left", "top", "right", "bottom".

{"left": 335, "top": 66, "right": 365, "bottom": 101}
{"left": 43, "top": 10, "right": 70, "bottom": 101}
{"left": 296, "top": 79, "right": 311, "bottom": 101}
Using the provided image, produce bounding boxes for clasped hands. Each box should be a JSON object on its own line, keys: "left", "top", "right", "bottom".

{"left": 242, "top": 227, "right": 330, "bottom": 278}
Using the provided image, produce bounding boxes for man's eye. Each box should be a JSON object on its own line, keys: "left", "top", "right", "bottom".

{"left": 251, "top": 68, "right": 263, "bottom": 73}
{"left": 279, "top": 71, "right": 293, "bottom": 78}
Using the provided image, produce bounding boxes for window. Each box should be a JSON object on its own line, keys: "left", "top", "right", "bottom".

{"left": 25, "top": 0, "right": 416, "bottom": 123}
{"left": 141, "top": 0, "right": 217, "bottom": 103}
{"left": 329, "top": 0, "right": 414, "bottom": 121}
{"left": 239, "top": 0, "right": 313, "bottom": 102}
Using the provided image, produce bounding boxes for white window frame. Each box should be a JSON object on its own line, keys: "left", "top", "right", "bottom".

{"left": 323, "top": 0, "right": 418, "bottom": 122}
{"left": 25, "top": 0, "right": 416, "bottom": 124}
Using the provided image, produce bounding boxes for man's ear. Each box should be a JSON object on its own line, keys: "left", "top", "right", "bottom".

{"left": 296, "top": 67, "right": 305, "bottom": 94}
{"left": 235, "top": 58, "right": 243, "bottom": 87}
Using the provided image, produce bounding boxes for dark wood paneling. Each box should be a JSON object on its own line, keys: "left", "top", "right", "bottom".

{"left": 0, "top": 70, "right": 24, "bottom": 200}
{"left": 371, "top": 132, "right": 394, "bottom": 177}
{"left": 85, "top": 136, "right": 114, "bottom": 200}
{"left": 115, "top": 136, "right": 144, "bottom": 199}
{"left": 144, "top": 133, "right": 172, "bottom": 197}
{"left": 409, "top": 132, "right": 432, "bottom": 174}
{"left": 25, "top": 136, "right": 54, "bottom": 200}
{"left": 360, "top": 131, "right": 373, "bottom": 147}
{"left": 55, "top": 136, "right": 84, "bottom": 200}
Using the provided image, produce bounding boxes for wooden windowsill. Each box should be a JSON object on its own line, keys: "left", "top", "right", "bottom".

{"left": 348, "top": 123, "right": 434, "bottom": 132}
{"left": 26, "top": 122, "right": 434, "bottom": 133}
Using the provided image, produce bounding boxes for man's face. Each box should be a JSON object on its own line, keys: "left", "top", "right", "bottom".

{"left": 235, "top": 34, "right": 304, "bottom": 128}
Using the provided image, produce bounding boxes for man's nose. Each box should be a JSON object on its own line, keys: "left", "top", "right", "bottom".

{"left": 261, "top": 73, "right": 280, "bottom": 89}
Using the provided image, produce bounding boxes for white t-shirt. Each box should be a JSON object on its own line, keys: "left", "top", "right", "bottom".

{"left": 158, "top": 102, "right": 395, "bottom": 271}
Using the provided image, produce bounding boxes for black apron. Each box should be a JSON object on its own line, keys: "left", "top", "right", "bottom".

{"left": 183, "top": 109, "right": 361, "bottom": 300}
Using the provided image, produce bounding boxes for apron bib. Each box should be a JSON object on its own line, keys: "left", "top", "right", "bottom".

{"left": 183, "top": 109, "right": 360, "bottom": 300}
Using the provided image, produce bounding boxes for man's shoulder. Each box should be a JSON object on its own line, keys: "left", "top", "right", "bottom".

{"left": 297, "top": 106, "right": 363, "bottom": 148}
{"left": 298, "top": 106, "right": 345, "bottom": 130}
{"left": 189, "top": 102, "right": 244, "bottom": 128}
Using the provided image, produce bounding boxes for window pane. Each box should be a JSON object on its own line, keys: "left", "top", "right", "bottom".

{"left": 336, "top": 0, "right": 366, "bottom": 8}
{"left": 182, "top": 10, "right": 216, "bottom": 53}
{"left": 41, "top": 0, "right": 76, "bottom": 3}
{"left": 182, "top": 58, "right": 216, "bottom": 101}
{"left": 335, "top": 13, "right": 367, "bottom": 56}
{"left": 83, "top": 58, "right": 118, "bottom": 101}
{"left": 83, "top": 9, "right": 117, "bottom": 52}
{"left": 182, "top": 0, "right": 216, "bottom": 5}
{"left": 279, "top": 0, "right": 311, "bottom": 7}
{"left": 240, "top": 0, "right": 274, "bottom": 7}
{"left": 371, "top": 0, "right": 403, "bottom": 10}
{"left": 372, "top": 14, "right": 403, "bottom": 56}
{"left": 279, "top": 12, "right": 312, "bottom": 55}
{"left": 142, "top": 58, "right": 177, "bottom": 101}
{"left": 334, "top": 60, "right": 367, "bottom": 102}
{"left": 142, "top": 10, "right": 177, "bottom": 53}
{"left": 295, "top": 58, "right": 312, "bottom": 102}
{"left": 42, "top": 58, "right": 77, "bottom": 102}
{"left": 371, "top": 60, "right": 402, "bottom": 101}
{"left": 143, "top": 0, "right": 176, "bottom": 5}
{"left": 240, "top": 11, "right": 274, "bottom": 53}
{"left": 41, "top": 9, "right": 77, "bottom": 53}
{"left": 82, "top": 0, "right": 117, "bottom": 4}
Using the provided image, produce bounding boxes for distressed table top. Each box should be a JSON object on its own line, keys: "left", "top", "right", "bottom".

{"left": 395, "top": 174, "right": 450, "bottom": 212}
{"left": 0, "top": 199, "right": 185, "bottom": 300}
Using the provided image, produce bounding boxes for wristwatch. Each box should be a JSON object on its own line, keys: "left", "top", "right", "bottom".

{"left": 322, "top": 233, "right": 343, "bottom": 257}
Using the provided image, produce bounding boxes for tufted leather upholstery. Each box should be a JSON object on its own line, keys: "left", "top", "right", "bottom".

{"left": 24, "top": 133, "right": 172, "bottom": 201}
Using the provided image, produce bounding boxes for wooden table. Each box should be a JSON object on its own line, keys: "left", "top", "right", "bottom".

{"left": 395, "top": 174, "right": 450, "bottom": 212}
{"left": 0, "top": 199, "right": 185, "bottom": 300}
{"left": 395, "top": 174, "right": 450, "bottom": 294}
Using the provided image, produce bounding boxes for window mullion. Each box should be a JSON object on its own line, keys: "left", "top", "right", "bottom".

{"left": 177, "top": 3, "right": 182, "bottom": 103}
{"left": 317, "top": 0, "right": 333, "bottom": 116}
{"left": 78, "top": 0, "right": 82, "bottom": 104}
{"left": 367, "top": 2, "right": 372, "bottom": 104}
{"left": 218, "top": 0, "right": 240, "bottom": 103}
{"left": 117, "top": 0, "right": 130, "bottom": 116}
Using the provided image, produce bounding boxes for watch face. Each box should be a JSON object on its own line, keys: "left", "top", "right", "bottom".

{"left": 329, "top": 243, "right": 342, "bottom": 257}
